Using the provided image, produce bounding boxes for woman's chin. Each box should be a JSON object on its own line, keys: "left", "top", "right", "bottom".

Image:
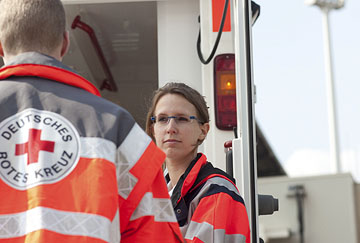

{"left": 164, "top": 149, "right": 181, "bottom": 159}
{"left": 164, "top": 149, "right": 197, "bottom": 163}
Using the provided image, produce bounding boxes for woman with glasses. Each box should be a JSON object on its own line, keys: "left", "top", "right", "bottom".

{"left": 146, "top": 82, "right": 250, "bottom": 243}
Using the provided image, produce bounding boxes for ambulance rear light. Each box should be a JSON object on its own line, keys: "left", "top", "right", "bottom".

{"left": 214, "top": 54, "right": 236, "bottom": 130}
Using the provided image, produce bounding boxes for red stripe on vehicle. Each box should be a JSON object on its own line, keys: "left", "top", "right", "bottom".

{"left": 212, "top": 0, "right": 231, "bottom": 32}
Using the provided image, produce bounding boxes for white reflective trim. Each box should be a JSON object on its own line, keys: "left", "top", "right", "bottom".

{"left": 185, "top": 221, "right": 246, "bottom": 243}
{"left": 0, "top": 207, "right": 111, "bottom": 241}
{"left": 80, "top": 137, "right": 116, "bottom": 163}
{"left": 206, "top": 177, "right": 240, "bottom": 196}
{"left": 118, "top": 123, "right": 151, "bottom": 166}
{"left": 109, "top": 209, "right": 120, "bottom": 243}
{"left": 116, "top": 124, "right": 150, "bottom": 199}
{"left": 130, "top": 192, "right": 177, "bottom": 223}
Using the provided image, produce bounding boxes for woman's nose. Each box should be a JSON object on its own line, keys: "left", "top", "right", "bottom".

{"left": 166, "top": 118, "right": 178, "bottom": 134}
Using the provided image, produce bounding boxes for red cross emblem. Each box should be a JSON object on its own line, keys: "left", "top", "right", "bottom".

{"left": 15, "top": 128, "right": 55, "bottom": 165}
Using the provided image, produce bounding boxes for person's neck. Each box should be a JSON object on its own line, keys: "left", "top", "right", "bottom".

{"left": 2, "top": 49, "right": 62, "bottom": 65}
{"left": 166, "top": 152, "right": 198, "bottom": 188}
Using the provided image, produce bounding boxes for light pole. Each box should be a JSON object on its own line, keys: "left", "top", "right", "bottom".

{"left": 305, "top": 0, "right": 344, "bottom": 173}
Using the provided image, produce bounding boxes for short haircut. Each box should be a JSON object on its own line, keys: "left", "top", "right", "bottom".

{"left": 146, "top": 82, "right": 210, "bottom": 142}
{"left": 0, "top": 0, "right": 66, "bottom": 56}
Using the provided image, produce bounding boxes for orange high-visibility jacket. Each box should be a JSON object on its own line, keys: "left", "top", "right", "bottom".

{"left": 166, "top": 153, "right": 250, "bottom": 243}
{"left": 0, "top": 52, "right": 183, "bottom": 242}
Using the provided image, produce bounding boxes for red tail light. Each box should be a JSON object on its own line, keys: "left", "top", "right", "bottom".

{"left": 214, "top": 54, "right": 236, "bottom": 130}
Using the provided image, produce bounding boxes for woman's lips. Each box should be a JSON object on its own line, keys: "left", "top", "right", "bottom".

{"left": 164, "top": 139, "right": 180, "bottom": 143}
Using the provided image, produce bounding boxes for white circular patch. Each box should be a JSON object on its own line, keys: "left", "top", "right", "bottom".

{"left": 0, "top": 108, "right": 80, "bottom": 190}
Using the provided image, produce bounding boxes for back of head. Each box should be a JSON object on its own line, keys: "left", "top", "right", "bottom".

{"left": 0, "top": 0, "right": 66, "bottom": 56}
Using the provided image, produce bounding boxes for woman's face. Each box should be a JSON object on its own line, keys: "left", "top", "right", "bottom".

{"left": 152, "top": 94, "right": 209, "bottom": 163}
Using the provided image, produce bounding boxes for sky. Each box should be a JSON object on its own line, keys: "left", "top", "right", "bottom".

{"left": 251, "top": 0, "right": 360, "bottom": 180}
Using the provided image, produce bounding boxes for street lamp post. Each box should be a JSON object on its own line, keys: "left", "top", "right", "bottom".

{"left": 305, "top": 0, "right": 344, "bottom": 173}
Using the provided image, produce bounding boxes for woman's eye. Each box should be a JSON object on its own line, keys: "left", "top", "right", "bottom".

{"left": 177, "top": 116, "right": 190, "bottom": 123}
{"left": 157, "top": 116, "right": 168, "bottom": 123}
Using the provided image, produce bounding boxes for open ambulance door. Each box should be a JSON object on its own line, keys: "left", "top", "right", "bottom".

{"left": 59, "top": 1, "right": 282, "bottom": 242}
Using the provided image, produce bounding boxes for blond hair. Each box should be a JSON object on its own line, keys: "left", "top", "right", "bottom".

{"left": 0, "top": 0, "right": 66, "bottom": 56}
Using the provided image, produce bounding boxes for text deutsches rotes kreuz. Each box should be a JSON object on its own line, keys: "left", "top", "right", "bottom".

{"left": 1, "top": 113, "right": 72, "bottom": 142}
{"left": 0, "top": 109, "right": 80, "bottom": 190}
{"left": 0, "top": 150, "right": 74, "bottom": 184}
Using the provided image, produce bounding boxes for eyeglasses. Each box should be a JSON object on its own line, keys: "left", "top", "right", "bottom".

{"left": 151, "top": 115, "right": 202, "bottom": 125}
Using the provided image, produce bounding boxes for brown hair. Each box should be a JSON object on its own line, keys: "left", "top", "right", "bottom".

{"left": 145, "top": 82, "right": 209, "bottom": 141}
{"left": 0, "top": 0, "right": 66, "bottom": 56}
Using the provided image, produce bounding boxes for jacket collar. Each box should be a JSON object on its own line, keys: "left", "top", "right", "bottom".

{"left": 0, "top": 52, "right": 100, "bottom": 96}
{"left": 168, "top": 153, "right": 207, "bottom": 206}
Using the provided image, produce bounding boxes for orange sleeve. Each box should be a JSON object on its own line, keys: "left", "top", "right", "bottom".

{"left": 184, "top": 189, "right": 250, "bottom": 243}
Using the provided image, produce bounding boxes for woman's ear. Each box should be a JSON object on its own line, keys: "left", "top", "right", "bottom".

{"left": 198, "top": 123, "right": 210, "bottom": 144}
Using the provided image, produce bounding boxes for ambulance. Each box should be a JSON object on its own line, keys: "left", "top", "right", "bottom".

{"left": 47, "top": 0, "right": 359, "bottom": 242}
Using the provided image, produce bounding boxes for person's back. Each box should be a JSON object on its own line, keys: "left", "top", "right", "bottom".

{"left": 0, "top": 1, "right": 183, "bottom": 242}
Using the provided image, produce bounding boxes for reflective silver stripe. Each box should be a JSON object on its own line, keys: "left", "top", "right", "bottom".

{"left": 117, "top": 124, "right": 151, "bottom": 199}
{"left": 130, "top": 192, "right": 177, "bottom": 223}
{"left": 0, "top": 206, "right": 111, "bottom": 241}
{"left": 118, "top": 123, "right": 151, "bottom": 167}
{"left": 185, "top": 221, "right": 246, "bottom": 243}
{"left": 109, "top": 209, "right": 120, "bottom": 243}
{"left": 206, "top": 177, "right": 240, "bottom": 196}
{"left": 80, "top": 137, "right": 116, "bottom": 163}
